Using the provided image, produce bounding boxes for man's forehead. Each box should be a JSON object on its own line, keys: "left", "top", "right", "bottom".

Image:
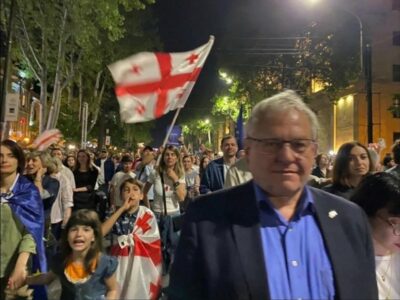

{"left": 222, "top": 138, "right": 237, "bottom": 145}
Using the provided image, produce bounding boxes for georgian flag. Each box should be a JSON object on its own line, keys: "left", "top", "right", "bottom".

{"left": 110, "top": 206, "right": 162, "bottom": 300}
{"left": 108, "top": 36, "right": 215, "bottom": 123}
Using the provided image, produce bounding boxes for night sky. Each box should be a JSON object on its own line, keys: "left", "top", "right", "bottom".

{"left": 150, "top": 0, "right": 357, "bottom": 145}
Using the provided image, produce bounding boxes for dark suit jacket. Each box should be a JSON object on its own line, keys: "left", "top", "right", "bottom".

{"left": 169, "top": 181, "right": 378, "bottom": 300}
{"left": 95, "top": 158, "right": 115, "bottom": 184}
{"left": 200, "top": 157, "right": 225, "bottom": 194}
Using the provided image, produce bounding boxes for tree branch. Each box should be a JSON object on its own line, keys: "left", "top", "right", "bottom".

{"left": 17, "top": 9, "right": 42, "bottom": 72}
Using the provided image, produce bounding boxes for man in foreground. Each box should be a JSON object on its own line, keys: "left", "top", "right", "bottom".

{"left": 169, "top": 90, "right": 378, "bottom": 299}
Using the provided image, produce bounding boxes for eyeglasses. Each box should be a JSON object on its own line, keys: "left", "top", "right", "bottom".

{"left": 377, "top": 215, "right": 400, "bottom": 236}
{"left": 246, "top": 137, "right": 316, "bottom": 154}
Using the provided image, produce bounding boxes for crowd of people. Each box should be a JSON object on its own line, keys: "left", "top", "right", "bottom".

{"left": 1, "top": 89, "right": 400, "bottom": 300}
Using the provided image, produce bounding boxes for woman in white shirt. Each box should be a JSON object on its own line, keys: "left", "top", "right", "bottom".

{"left": 351, "top": 172, "right": 400, "bottom": 300}
{"left": 144, "top": 145, "right": 186, "bottom": 216}
{"left": 143, "top": 145, "right": 186, "bottom": 274}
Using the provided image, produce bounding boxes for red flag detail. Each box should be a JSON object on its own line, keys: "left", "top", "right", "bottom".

{"left": 108, "top": 36, "right": 215, "bottom": 123}
{"left": 133, "top": 235, "right": 162, "bottom": 266}
{"left": 135, "top": 211, "right": 153, "bottom": 235}
{"left": 186, "top": 53, "right": 199, "bottom": 64}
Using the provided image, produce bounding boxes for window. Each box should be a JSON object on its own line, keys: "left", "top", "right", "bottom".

{"left": 393, "top": 31, "right": 400, "bottom": 46}
{"left": 394, "top": 0, "right": 400, "bottom": 10}
{"left": 394, "top": 65, "right": 400, "bottom": 82}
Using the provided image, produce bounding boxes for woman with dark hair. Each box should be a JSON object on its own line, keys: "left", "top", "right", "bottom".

{"left": 73, "top": 149, "right": 98, "bottom": 211}
{"left": 0, "top": 140, "right": 46, "bottom": 298}
{"left": 351, "top": 172, "right": 400, "bottom": 299}
{"left": 66, "top": 153, "right": 76, "bottom": 171}
{"left": 199, "top": 155, "right": 210, "bottom": 180}
{"left": 26, "top": 209, "right": 118, "bottom": 299}
{"left": 323, "top": 141, "right": 373, "bottom": 199}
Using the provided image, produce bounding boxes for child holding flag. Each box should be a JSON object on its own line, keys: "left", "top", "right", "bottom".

{"left": 102, "top": 178, "right": 162, "bottom": 300}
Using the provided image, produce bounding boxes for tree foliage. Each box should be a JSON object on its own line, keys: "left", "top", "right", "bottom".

{"left": 4, "top": 0, "right": 159, "bottom": 145}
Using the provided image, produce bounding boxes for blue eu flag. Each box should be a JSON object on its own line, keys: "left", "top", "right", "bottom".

{"left": 235, "top": 105, "right": 244, "bottom": 150}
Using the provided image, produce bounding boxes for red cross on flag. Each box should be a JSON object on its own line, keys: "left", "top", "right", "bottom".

{"left": 108, "top": 36, "right": 215, "bottom": 123}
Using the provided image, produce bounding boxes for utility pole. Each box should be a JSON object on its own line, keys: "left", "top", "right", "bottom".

{"left": 365, "top": 43, "right": 373, "bottom": 144}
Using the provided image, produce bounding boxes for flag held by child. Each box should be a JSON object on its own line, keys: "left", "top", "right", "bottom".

{"left": 108, "top": 36, "right": 215, "bottom": 123}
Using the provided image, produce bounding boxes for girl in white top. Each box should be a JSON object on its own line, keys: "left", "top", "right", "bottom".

{"left": 144, "top": 145, "right": 186, "bottom": 215}
{"left": 351, "top": 172, "right": 400, "bottom": 300}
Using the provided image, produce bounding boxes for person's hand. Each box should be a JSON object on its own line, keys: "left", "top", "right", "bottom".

{"left": 166, "top": 168, "right": 178, "bottom": 182}
{"left": 122, "top": 197, "right": 134, "bottom": 211}
{"left": 8, "top": 266, "right": 27, "bottom": 290}
{"left": 36, "top": 167, "right": 47, "bottom": 179}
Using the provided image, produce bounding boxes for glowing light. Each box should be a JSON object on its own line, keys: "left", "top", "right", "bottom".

{"left": 329, "top": 150, "right": 335, "bottom": 156}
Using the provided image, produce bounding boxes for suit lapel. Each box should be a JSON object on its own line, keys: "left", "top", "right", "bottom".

{"left": 230, "top": 182, "right": 270, "bottom": 299}
{"left": 312, "top": 189, "right": 349, "bottom": 299}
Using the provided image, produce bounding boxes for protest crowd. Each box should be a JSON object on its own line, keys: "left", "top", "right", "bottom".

{"left": 1, "top": 89, "right": 400, "bottom": 300}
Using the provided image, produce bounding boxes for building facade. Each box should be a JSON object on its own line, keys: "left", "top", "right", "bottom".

{"left": 309, "top": 0, "right": 400, "bottom": 154}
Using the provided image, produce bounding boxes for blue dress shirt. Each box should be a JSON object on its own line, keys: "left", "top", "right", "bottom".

{"left": 254, "top": 184, "right": 335, "bottom": 300}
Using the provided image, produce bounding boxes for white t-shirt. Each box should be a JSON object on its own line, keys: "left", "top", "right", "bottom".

{"left": 50, "top": 172, "right": 73, "bottom": 224}
{"left": 375, "top": 252, "right": 400, "bottom": 300}
{"left": 97, "top": 158, "right": 107, "bottom": 185}
{"left": 148, "top": 169, "right": 185, "bottom": 214}
{"left": 110, "top": 171, "right": 136, "bottom": 207}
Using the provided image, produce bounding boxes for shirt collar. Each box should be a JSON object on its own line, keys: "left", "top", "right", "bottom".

{"left": 253, "top": 182, "right": 316, "bottom": 222}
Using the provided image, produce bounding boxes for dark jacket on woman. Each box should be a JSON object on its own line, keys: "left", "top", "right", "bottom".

{"left": 73, "top": 168, "right": 98, "bottom": 210}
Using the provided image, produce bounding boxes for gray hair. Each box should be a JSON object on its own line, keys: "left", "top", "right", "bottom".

{"left": 245, "top": 90, "right": 319, "bottom": 139}
{"left": 26, "top": 151, "right": 60, "bottom": 174}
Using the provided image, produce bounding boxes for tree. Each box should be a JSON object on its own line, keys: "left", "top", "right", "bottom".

{"left": 7, "top": 0, "right": 155, "bottom": 133}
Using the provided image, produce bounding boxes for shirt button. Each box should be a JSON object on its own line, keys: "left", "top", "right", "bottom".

{"left": 291, "top": 260, "right": 299, "bottom": 267}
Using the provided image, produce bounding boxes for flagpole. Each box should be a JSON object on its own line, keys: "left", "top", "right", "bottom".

{"left": 156, "top": 108, "right": 182, "bottom": 166}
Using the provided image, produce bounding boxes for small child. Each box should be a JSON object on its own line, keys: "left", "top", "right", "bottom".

{"left": 26, "top": 209, "right": 119, "bottom": 300}
{"left": 102, "top": 178, "right": 162, "bottom": 300}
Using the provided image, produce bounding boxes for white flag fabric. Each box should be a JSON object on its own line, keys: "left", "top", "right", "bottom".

{"left": 108, "top": 36, "right": 215, "bottom": 123}
{"left": 110, "top": 206, "right": 162, "bottom": 300}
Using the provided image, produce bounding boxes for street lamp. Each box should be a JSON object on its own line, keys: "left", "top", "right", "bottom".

{"left": 219, "top": 70, "right": 233, "bottom": 85}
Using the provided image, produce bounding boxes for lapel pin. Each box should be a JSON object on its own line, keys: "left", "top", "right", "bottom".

{"left": 328, "top": 210, "right": 338, "bottom": 219}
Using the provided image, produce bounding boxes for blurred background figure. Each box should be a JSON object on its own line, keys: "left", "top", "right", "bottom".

{"left": 182, "top": 155, "right": 200, "bottom": 209}
{"left": 73, "top": 149, "right": 98, "bottom": 211}
{"left": 25, "top": 151, "right": 60, "bottom": 218}
{"left": 386, "top": 140, "right": 400, "bottom": 177}
{"left": 309, "top": 153, "right": 332, "bottom": 188}
{"left": 199, "top": 155, "right": 210, "bottom": 180}
{"left": 94, "top": 147, "right": 115, "bottom": 195}
{"left": 65, "top": 153, "right": 76, "bottom": 171}
{"left": 323, "top": 142, "right": 373, "bottom": 199}
{"left": 382, "top": 154, "right": 396, "bottom": 171}
{"left": 109, "top": 155, "right": 136, "bottom": 210}
{"left": 351, "top": 172, "right": 400, "bottom": 300}
{"left": 224, "top": 157, "right": 252, "bottom": 188}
